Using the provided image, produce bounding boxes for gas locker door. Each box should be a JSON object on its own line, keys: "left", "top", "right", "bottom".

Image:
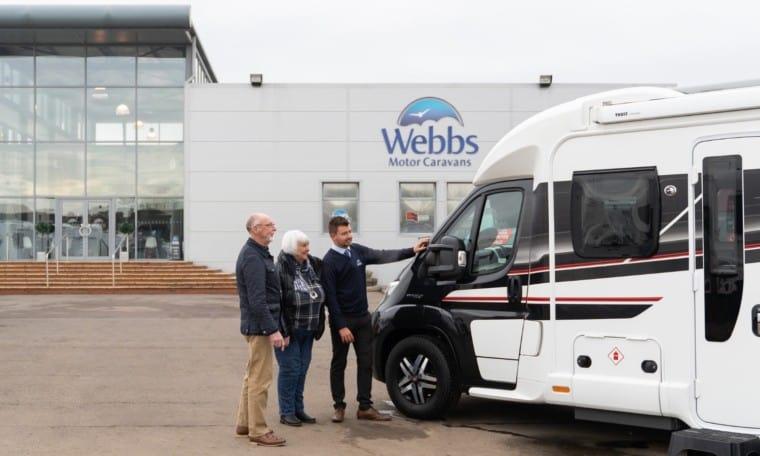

{"left": 694, "top": 136, "right": 760, "bottom": 428}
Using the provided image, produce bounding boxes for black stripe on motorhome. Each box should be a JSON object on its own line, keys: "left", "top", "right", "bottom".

{"left": 440, "top": 302, "right": 652, "bottom": 321}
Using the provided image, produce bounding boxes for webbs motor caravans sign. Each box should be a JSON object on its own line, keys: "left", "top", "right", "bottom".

{"left": 381, "top": 97, "right": 479, "bottom": 168}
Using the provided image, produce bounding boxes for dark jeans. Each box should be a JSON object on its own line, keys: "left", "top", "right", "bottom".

{"left": 330, "top": 313, "right": 373, "bottom": 411}
{"left": 274, "top": 328, "right": 314, "bottom": 416}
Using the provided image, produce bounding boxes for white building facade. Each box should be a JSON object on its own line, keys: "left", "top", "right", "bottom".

{"left": 184, "top": 83, "right": 634, "bottom": 284}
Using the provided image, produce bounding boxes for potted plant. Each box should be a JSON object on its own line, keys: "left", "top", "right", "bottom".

{"left": 34, "top": 222, "right": 54, "bottom": 261}
{"left": 118, "top": 222, "right": 134, "bottom": 261}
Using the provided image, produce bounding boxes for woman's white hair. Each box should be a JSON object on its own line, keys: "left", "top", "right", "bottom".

{"left": 281, "top": 230, "right": 310, "bottom": 255}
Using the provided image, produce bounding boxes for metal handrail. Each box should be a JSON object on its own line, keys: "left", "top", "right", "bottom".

{"left": 111, "top": 235, "right": 128, "bottom": 287}
{"left": 44, "top": 239, "right": 57, "bottom": 288}
{"left": 64, "top": 234, "right": 71, "bottom": 260}
{"left": 4, "top": 233, "right": 8, "bottom": 260}
{"left": 57, "top": 235, "right": 69, "bottom": 275}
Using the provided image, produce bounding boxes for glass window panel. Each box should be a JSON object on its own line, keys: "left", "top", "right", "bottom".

{"left": 137, "top": 143, "right": 183, "bottom": 197}
{"left": 0, "top": 45, "right": 34, "bottom": 86}
{"left": 0, "top": 198, "right": 34, "bottom": 260}
{"left": 323, "top": 182, "right": 359, "bottom": 199}
{"left": 322, "top": 183, "right": 359, "bottom": 232}
{"left": 0, "top": 144, "right": 33, "bottom": 195}
{"left": 36, "top": 143, "right": 85, "bottom": 196}
{"left": 447, "top": 182, "right": 472, "bottom": 199}
{"left": 87, "top": 144, "right": 136, "bottom": 196}
{"left": 570, "top": 168, "right": 660, "bottom": 258}
{"left": 703, "top": 156, "right": 744, "bottom": 342}
{"left": 322, "top": 200, "right": 359, "bottom": 233}
{"left": 87, "top": 46, "right": 136, "bottom": 86}
{"left": 35, "top": 46, "right": 85, "bottom": 86}
{"left": 35, "top": 198, "right": 55, "bottom": 257}
{"left": 447, "top": 182, "right": 473, "bottom": 215}
{"left": 137, "top": 46, "right": 186, "bottom": 86}
{"left": 0, "top": 88, "right": 34, "bottom": 143}
{"left": 137, "top": 88, "right": 183, "bottom": 142}
{"left": 36, "top": 88, "right": 85, "bottom": 141}
{"left": 115, "top": 198, "right": 136, "bottom": 259}
{"left": 444, "top": 199, "right": 478, "bottom": 252}
{"left": 136, "top": 198, "right": 183, "bottom": 259}
{"left": 400, "top": 182, "right": 436, "bottom": 233}
{"left": 473, "top": 192, "right": 524, "bottom": 274}
{"left": 87, "top": 88, "right": 136, "bottom": 142}
{"left": 400, "top": 182, "right": 436, "bottom": 199}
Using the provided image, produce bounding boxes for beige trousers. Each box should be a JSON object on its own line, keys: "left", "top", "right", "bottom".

{"left": 235, "top": 335, "right": 274, "bottom": 438}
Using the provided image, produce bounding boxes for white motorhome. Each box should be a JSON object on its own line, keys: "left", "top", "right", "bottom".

{"left": 371, "top": 84, "right": 760, "bottom": 451}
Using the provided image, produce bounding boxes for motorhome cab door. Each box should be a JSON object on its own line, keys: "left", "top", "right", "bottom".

{"left": 693, "top": 136, "right": 760, "bottom": 428}
{"left": 435, "top": 180, "right": 533, "bottom": 385}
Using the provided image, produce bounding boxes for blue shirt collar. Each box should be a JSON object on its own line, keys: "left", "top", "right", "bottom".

{"left": 331, "top": 244, "right": 350, "bottom": 256}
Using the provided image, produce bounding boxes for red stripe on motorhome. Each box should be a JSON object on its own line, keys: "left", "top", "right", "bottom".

{"left": 442, "top": 296, "right": 662, "bottom": 303}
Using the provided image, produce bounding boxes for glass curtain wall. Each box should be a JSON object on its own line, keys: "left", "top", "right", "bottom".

{"left": 0, "top": 43, "right": 187, "bottom": 260}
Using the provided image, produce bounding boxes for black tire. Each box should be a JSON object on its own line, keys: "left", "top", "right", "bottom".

{"left": 385, "top": 335, "right": 460, "bottom": 419}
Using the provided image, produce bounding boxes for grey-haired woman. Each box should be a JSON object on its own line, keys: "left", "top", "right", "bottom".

{"left": 275, "top": 230, "right": 325, "bottom": 426}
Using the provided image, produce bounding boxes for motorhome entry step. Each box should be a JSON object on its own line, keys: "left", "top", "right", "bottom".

{"left": 668, "top": 428, "right": 760, "bottom": 456}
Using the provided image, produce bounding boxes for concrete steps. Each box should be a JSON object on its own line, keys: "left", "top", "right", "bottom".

{"left": 0, "top": 261, "right": 237, "bottom": 295}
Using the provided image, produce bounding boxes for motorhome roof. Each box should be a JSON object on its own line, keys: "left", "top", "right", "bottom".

{"left": 473, "top": 84, "right": 760, "bottom": 187}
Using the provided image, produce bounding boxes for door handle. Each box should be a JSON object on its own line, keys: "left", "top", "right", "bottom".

{"left": 507, "top": 276, "right": 523, "bottom": 306}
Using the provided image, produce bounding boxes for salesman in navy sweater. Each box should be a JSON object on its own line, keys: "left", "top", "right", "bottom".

{"left": 322, "top": 215, "right": 429, "bottom": 423}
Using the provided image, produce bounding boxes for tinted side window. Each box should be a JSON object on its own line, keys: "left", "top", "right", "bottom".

{"left": 571, "top": 168, "right": 660, "bottom": 258}
{"left": 703, "top": 155, "right": 743, "bottom": 342}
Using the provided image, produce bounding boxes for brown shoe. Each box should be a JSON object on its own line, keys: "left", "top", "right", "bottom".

{"left": 235, "top": 425, "right": 248, "bottom": 436}
{"left": 331, "top": 407, "right": 345, "bottom": 423}
{"left": 250, "top": 431, "right": 286, "bottom": 447}
{"left": 356, "top": 407, "right": 392, "bottom": 421}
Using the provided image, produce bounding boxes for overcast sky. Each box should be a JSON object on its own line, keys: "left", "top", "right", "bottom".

{"left": 7, "top": 0, "right": 759, "bottom": 87}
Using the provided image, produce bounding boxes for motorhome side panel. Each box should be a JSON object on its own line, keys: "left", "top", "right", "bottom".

{"left": 548, "top": 129, "right": 694, "bottom": 416}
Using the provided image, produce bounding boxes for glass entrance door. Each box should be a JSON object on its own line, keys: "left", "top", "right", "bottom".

{"left": 87, "top": 201, "right": 110, "bottom": 258}
{"left": 56, "top": 199, "right": 113, "bottom": 259}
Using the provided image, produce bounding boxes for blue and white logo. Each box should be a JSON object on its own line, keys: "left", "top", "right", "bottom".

{"left": 381, "top": 97, "right": 479, "bottom": 168}
{"left": 397, "top": 97, "right": 464, "bottom": 127}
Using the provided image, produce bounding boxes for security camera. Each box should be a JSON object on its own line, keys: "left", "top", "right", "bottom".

{"left": 250, "top": 73, "right": 263, "bottom": 87}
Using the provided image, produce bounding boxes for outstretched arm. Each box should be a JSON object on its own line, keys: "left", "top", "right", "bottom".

{"left": 357, "top": 238, "right": 428, "bottom": 265}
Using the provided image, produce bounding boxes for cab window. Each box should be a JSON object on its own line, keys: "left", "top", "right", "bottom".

{"left": 473, "top": 191, "right": 523, "bottom": 274}
{"left": 443, "top": 198, "right": 478, "bottom": 252}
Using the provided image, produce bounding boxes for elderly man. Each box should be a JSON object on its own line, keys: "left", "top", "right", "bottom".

{"left": 235, "top": 213, "right": 288, "bottom": 447}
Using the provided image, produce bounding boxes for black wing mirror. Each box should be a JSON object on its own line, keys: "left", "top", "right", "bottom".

{"left": 424, "top": 235, "right": 465, "bottom": 281}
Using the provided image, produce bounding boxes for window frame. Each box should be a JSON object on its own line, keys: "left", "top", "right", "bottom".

{"left": 570, "top": 166, "right": 661, "bottom": 259}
